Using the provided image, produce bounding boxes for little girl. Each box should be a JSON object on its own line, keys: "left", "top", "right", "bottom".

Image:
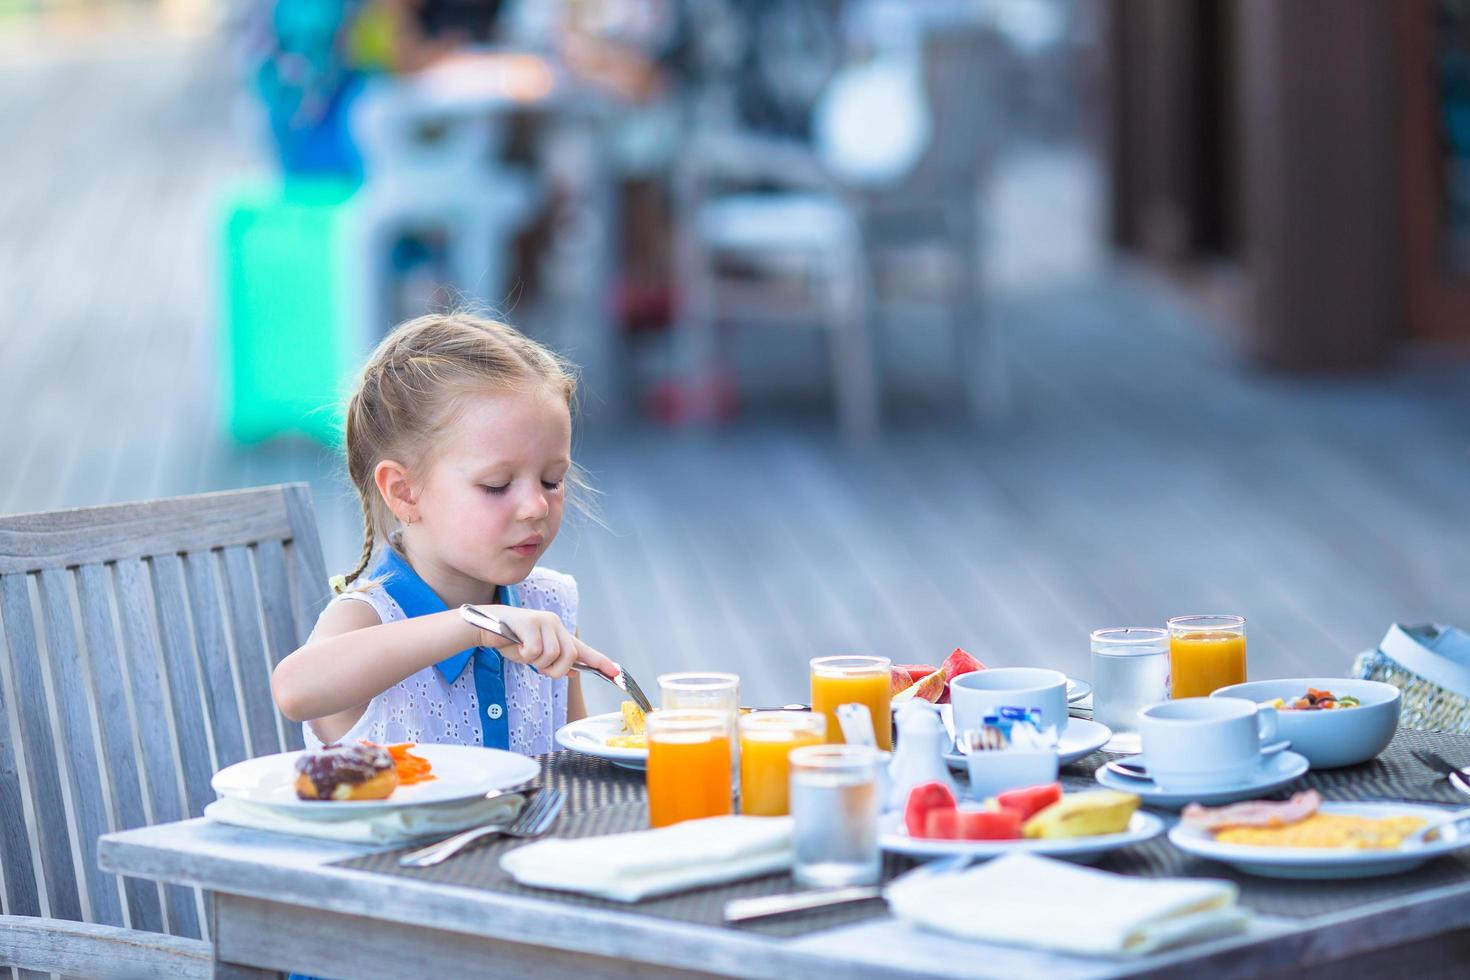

{"left": 271, "top": 312, "right": 617, "bottom": 754}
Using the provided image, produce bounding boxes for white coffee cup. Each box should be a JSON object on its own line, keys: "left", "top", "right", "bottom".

{"left": 950, "top": 668, "right": 1069, "bottom": 738}
{"left": 1137, "top": 697, "right": 1279, "bottom": 790}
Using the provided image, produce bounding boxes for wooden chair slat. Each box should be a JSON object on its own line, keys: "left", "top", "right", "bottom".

{"left": 0, "top": 600, "right": 41, "bottom": 920}
{"left": 148, "top": 555, "right": 218, "bottom": 821}
{"left": 250, "top": 540, "right": 301, "bottom": 752}
{"left": 182, "top": 551, "right": 248, "bottom": 770}
{"left": 0, "top": 914, "right": 210, "bottom": 979}
{"left": 75, "top": 563, "right": 164, "bottom": 934}
{"left": 282, "top": 485, "right": 330, "bottom": 640}
{"left": 0, "top": 490, "right": 291, "bottom": 575}
{"left": 112, "top": 558, "right": 201, "bottom": 939}
{"left": 0, "top": 573, "right": 82, "bottom": 922}
{"left": 34, "top": 568, "right": 125, "bottom": 928}
{"left": 220, "top": 546, "right": 278, "bottom": 759}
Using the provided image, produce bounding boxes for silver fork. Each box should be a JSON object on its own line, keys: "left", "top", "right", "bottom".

{"left": 459, "top": 604, "right": 654, "bottom": 713}
{"left": 398, "top": 787, "right": 564, "bottom": 868}
{"left": 1412, "top": 749, "right": 1470, "bottom": 795}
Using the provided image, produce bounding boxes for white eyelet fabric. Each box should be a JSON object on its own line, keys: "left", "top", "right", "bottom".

{"left": 303, "top": 567, "right": 576, "bottom": 755}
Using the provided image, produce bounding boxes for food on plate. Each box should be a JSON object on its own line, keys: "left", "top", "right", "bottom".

{"left": 381, "top": 742, "right": 436, "bottom": 786}
{"left": 891, "top": 648, "right": 987, "bottom": 705}
{"left": 603, "top": 700, "right": 649, "bottom": 749}
{"left": 995, "top": 783, "right": 1063, "bottom": 822}
{"left": 1181, "top": 791, "right": 1321, "bottom": 832}
{"left": 1022, "top": 790, "right": 1140, "bottom": 839}
{"left": 902, "top": 782, "right": 1137, "bottom": 843}
{"left": 1183, "top": 792, "right": 1425, "bottom": 849}
{"left": 294, "top": 742, "right": 398, "bottom": 801}
{"left": 905, "top": 780, "right": 958, "bottom": 837}
{"left": 1261, "top": 688, "right": 1361, "bottom": 711}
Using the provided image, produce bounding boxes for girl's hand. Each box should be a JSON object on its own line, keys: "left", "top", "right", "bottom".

{"left": 468, "top": 605, "right": 618, "bottom": 681}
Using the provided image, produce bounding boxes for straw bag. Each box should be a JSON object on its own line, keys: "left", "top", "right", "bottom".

{"left": 1353, "top": 624, "right": 1470, "bottom": 732}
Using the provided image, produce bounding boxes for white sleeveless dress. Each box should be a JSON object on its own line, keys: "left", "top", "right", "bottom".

{"left": 303, "top": 566, "right": 577, "bottom": 756}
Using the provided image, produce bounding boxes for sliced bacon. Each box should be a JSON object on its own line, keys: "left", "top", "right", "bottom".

{"left": 1180, "top": 790, "right": 1321, "bottom": 832}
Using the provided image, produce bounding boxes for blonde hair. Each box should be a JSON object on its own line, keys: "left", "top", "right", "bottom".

{"left": 336, "top": 312, "right": 581, "bottom": 592}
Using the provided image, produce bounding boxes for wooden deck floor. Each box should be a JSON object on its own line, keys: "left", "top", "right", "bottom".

{"left": 5, "top": 29, "right": 1470, "bottom": 709}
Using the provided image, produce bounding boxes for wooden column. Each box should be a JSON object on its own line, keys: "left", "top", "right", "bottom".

{"left": 1232, "top": 0, "right": 1401, "bottom": 368}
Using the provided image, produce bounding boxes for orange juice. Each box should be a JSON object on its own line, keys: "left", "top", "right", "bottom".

{"left": 738, "top": 713, "right": 827, "bottom": 816}
{"left": 1169, "top": 630, "right": 1247, "bottom": 698}
{"left": 646, "top": 710, "right": 733, "bottom": 828}
{"left": 810, "top": 657, "right": 893, "bottom": 751}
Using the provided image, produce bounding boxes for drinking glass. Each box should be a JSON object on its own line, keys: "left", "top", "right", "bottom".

{"left": 738, "top": 711, "right": 827, "bottom": 817}
{"left": 1168, "top": 615, "right": 1247, "bottom": 699}
{"left": 646, "top": 709, "right": 733, "bottom": 828}
{"left": 660, "top": 672, "right": 741, "bottom": 788}
{"left": 1090, "top": 627, "right": 1171, "bottom": 753}
{"left": 809, "top": 656, "right": 893, "bottom": 750}
{"left": 789, "top": 744, "right": 881, "bottom": 887}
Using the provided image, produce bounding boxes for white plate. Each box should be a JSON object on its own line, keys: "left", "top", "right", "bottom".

{"left": 211, "top": 745, "right": 539, "bottom": 818}
{"left": 880, "top": 809, "right": 1164, "bottom": 863}
{"left": 940, "top": 709, "right": 1112, "bottom": 768}
{"left": 1094, "top": 750, "right": 1310, "bottom": 810}
{"left": 556, "top": 711, "right": 647, "bottom": 770}
{"left": 1168, "top": 801, "right": 1470, "bottom": 879}
{"left": 1067, "top": 678, "right": 1092, "bottom": 704}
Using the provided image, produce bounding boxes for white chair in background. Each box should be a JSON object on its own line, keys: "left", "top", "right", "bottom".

{"left": 347, "top": 76, "right": 544, "bottom": 344}
{"left": 674, "top": 22, "right": 1010, "bottom": 442}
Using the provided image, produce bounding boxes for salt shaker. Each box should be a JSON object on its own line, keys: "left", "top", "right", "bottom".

{"left": 885, "top": 701, "right": 959, "bottom": 811}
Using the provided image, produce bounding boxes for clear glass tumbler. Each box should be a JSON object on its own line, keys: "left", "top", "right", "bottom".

{"left": 788, "top": 744, "right": 881, "bottom": 888}
{"left": 809, "top": 655, "right": 893, "bottom": 750}
{"left": 1167, "top": 615, "right": 1247, "bottom": 699}
{"left": 660, "top": 671, "right": 741, "bottom": 790}
{"left": 739, "top": 711, "right": 827, "bottom": 817}
{"left": 1090, "top": 627, "right": 1171, "bottom": 754}
{"left": 646, "top": 709, "right": 733, "bottom": 828}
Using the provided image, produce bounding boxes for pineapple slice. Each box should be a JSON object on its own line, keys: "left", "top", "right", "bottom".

{"left": 1022, "top": 791, "right": 1140, "bottom": 839}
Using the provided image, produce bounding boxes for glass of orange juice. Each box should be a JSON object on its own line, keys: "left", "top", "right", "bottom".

{"left": 738, "top": 711, "right": 827, "bottom": 816}
{"left": 1167, "top": 615, "right": 1246, "bottom": 699}
{"left": 810, "top": 656, "right": 893, "bottom": 751}
{"left": 645, "top": 709, "right": 733, "bottom": 828}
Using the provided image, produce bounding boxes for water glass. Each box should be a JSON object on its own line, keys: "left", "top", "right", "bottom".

{"left": 788, "top": 744, "right": 881, "bottom": 888}
{"left": 1090, "top": 627, "right": 1171, "bottom": 753}
{"left": 646, "top": 709, "right": 733, "bottom": 828}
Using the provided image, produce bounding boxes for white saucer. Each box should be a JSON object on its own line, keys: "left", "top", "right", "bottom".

{"left": 1094, "top": 750, "right": 1310, "bottom": 810}
{"left": 555, "top": 712, "right": 647, "bottom": 771}
{"left": 941, "top": 711, "right": 1112, "bottom": 769}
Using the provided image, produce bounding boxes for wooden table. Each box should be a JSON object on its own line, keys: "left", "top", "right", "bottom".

{"left": 99, "top": 804, "right": 1470, "bottom": 979}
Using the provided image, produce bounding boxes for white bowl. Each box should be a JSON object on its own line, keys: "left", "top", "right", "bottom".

{"left": 1211, "top": 678, "right": 1399, "bottom": 769}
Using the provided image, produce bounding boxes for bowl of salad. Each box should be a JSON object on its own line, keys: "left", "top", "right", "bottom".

{"left": 1212, "top": 678, "right": 1400, "bottom": 769}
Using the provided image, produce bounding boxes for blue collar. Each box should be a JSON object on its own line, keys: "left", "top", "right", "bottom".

{"left": 371, "top": 548, "right": 519, "bottom": 684}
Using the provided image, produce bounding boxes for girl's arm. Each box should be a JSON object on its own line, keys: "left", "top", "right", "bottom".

{"left": 272, "top": 602, "right": 480, "bottom": 729}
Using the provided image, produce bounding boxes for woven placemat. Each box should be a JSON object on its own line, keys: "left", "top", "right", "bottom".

{"left": 335, "top": 731, "right": 1470, "bottom": 935}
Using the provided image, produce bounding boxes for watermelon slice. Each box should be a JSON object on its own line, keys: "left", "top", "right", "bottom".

{"left": 936, "top": 648, "right": 985, "bottom": 702}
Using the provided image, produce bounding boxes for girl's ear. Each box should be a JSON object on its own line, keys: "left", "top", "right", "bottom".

{"left": 374, "top": 459, "right": 417, "bottom": 525}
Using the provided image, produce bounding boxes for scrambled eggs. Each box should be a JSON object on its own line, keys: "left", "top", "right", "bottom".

{"left": 1215, "top": 813, "right": 1425, "bottom": 849}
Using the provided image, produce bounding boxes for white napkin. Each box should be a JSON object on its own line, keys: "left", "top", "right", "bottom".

{"left": 500, "top": 815, "right": 793, "bottom": 902}
{"left": 203, "top": 792, "right": 524, "bottom": 845}
{"left": 885, "top": 853, "right": 1249, "bottom": 957}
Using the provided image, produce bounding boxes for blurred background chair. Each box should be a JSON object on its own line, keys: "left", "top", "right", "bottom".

{"left": 0, "top": 485, "right": 327, "bottom": 978}
{"left": 672, "top": 13, "right": 1011, "bottom": 441}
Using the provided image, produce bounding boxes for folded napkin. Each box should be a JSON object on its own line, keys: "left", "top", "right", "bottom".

{"left": 885, "top": 853, "right": 1249, "bottom": 957}
{"left": 500, "top": 815, "right": 793, "bottom": 902}
{"left": 203, "top": 792, "right": 524, "bottom": 845}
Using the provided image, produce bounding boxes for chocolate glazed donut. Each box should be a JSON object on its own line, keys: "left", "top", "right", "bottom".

{"left": 295, "top": 743, "right": 399, "bottom": 801}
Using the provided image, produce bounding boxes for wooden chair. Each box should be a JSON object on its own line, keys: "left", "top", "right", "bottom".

{"left": 0, "top": 485, "right": 329, "bottom": 979}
